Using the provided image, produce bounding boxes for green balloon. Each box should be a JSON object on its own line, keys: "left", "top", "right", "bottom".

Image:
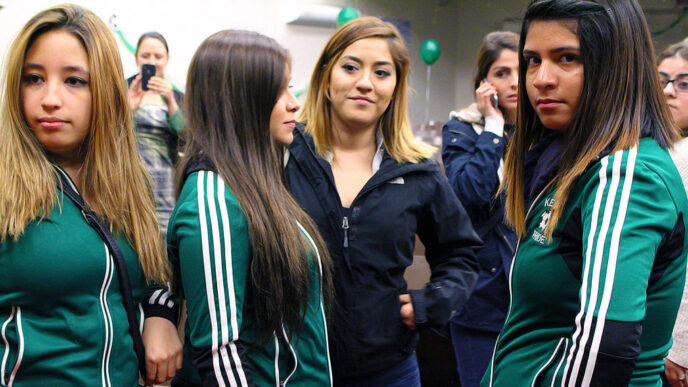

{"left": 337, "top": 7, "right": 359, "bottom": 27}
{"left": 419, "top": 39, "right": 442, "bottom": 65}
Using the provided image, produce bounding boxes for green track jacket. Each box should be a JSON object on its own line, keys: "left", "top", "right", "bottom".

{"left": 0, "top": 166, "right": 175, "bottom": 386}
{"left": 168, "top": 170, "right": 332, "bottom": 386}
{"left": 483, "top": 138, "right": 688, "bottom": 387}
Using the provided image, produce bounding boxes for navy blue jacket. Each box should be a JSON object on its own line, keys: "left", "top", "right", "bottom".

{"left": 285, "top": 126, "right": 481, "bottom": 379}
{"left": 442, "top": 118, "right": 517, "bottom": 332}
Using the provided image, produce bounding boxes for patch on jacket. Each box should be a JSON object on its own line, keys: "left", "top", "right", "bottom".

{"left": 532, "top": 197, "right": 555, "bottom": 245}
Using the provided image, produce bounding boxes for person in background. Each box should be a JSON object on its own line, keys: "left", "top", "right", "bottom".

{"left": 441, "top": 30, "right": 519, "bottom": 387}
{"left": 0, "top": 4, "right": 181, "bottom": 385}
{"left": 128, "top": 31, "right": 184, "bottom": 238}
{"left": 168, "top": 29, "right": 334, "bottom": 387}
{"left": 484, "top": 0, "right": 687, "bottom": 385}
{"left": 659, "top": 38, "right": 688, "bottom": 387}
{"left": 284, "top": 16, "right": 481, "bottom": 387}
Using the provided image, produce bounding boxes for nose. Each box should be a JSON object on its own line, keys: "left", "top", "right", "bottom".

{"left": 510, "top": 72, "right": 519, "bottom": 90}
{"left": 286, "top": 89, "right": 301, "bottom": 113}
{"left": 664, "top": 81, "right": 676, "bottom": 98}
{"left": 40, "top": 80, "right": 62, "bottom": 111}
{"left": 532, "top": 61, "right": 556, "bottom": 91}
{"left": 355, "top": 69, "right": 374, "bottom": 93}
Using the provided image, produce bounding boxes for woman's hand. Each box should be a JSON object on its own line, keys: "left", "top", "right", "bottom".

{"left": 476, "top": 80, "right": 502, "bottom": 119}
{"left": 128, "top": 75, "right": 145, "bottom": 112}
{"left": 666, "top": 357, "right": 688, "bottom": 387}
{"left": 147, "top": 76, "right": 179, "bottom": 115}
{"left": 399, "top": 294, "right": 416, "bottom": 330}
{"left": 142, "top": 316, "right": 183, "bottom": 385}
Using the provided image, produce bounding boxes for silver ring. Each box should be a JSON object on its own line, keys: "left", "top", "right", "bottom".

{"left": 679, "top": 373, "right": 687, "bottom": 380}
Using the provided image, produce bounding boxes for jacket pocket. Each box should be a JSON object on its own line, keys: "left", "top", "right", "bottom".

{"left": 0, "top": 306, "right": 24, "bottom": 387}
{"left": 531, "top": 337, "right": 569, "bottom": 387}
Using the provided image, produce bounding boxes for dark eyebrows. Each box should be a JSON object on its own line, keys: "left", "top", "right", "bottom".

{"left": 522, "top": 46, "right": 580, "bottom": 56}
{"left": 341, "top": 55, "right": 393, "bottom": 67}
{"left": 551, "top": 46, "right": 580, "bottom": 53}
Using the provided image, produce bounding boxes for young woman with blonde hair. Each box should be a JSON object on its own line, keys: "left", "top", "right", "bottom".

{"left": 285, "top": 16, "right": 481, "bottom": 386}
{"left": 0, "top": 4, "right": 181, "bottom": 385}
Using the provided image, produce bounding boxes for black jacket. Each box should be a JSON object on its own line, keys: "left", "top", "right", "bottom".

{"left": 442, "top": 118, "right": 517, "bottom": 332}
{"left": 284, "top": 126, "right": 481, "bottom": 378}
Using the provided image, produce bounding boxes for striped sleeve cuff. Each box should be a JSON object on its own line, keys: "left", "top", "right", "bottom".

{"left": 143, "top": 286, "right": 179, "bottom": 323}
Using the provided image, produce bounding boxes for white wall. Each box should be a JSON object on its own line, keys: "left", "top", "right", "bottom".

{"left": 1, "top": 0, "right": 688, "bottom": 127}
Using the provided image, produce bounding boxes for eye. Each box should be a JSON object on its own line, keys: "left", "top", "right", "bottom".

{"left": 374, "top": 68, "right": 392, "bottom": 77}
{"left": 23, "top": 73, "right": 43, "bottom": 85}
{"left": 560, "top": 53, "right": 580, "bottom": 63}
{"left": 65, "top": 76, "right": 87, "bottom": 86}
{"left": 495, "top": 71, "right": 507, "bottom": 78}
{"left": 524, "top": 56, "right": 540, "bottom": 67}
{"left": 677, "top": 79, "right": 688, "bottom": 91}
{"left": 342, "top": 63, "right": 358, "bottom": 73}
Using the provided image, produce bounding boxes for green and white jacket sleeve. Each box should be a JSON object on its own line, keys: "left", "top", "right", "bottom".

{"left": 171, "top": 170, "right": 253, "bottom": 386}
{"left": 561, "top": 147, "right": 685, "bottom": 386}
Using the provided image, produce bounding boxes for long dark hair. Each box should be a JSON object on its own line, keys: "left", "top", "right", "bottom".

{"left": 504, "top": 0, "right": 680, "bottom": 238}
{"left": 179, "top": 30, "right": 333, "bottom": 341}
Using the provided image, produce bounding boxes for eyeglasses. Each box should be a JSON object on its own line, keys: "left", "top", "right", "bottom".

{"left": 660, "top": 74, "right": 688, "bottom": 93}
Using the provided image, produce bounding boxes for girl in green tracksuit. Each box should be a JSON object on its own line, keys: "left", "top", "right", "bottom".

{"left": 0, "top": 5, "right": 181, "bottom": 386}
{"left": 168, "top": 30, "right": 334, "bottom": 387}
{"left": 483, "top": 1, "right": 688, "bottom": 386}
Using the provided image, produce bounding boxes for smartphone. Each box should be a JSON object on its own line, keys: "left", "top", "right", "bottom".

{"left": 483, "top": 78, "right": 499, "bottom": 108}
{"left": 141, "top": 64, "right": 156, "bottom": 91}
{"left": 491, "top": 93, "right": 499, "bottom": 109}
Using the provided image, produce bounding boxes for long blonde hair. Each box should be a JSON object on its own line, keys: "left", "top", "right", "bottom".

{"left": 299, "top": 16, "right": 434, "bottom": 163}
{"left": 0, "top": 4, "right": 169, "bottom": 283}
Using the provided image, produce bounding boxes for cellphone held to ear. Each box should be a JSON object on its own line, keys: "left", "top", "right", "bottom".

{"left": 483, "top": 78, "right": 499, "bottom": 109}
{"left": 141, "top": 64, "right": 156, "bottom": 91}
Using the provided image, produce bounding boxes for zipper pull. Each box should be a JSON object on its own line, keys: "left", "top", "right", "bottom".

{"left": 342, "top": 216, "right": 349, "bottom": 247}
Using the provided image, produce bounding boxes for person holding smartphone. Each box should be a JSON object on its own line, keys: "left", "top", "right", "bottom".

{"left": 127, "top": 32, "right": 184, "bottom": 239}
{"left": 440, "top": 31, "right": 518, "bottom": 387}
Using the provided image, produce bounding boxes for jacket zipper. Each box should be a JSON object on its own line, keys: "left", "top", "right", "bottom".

{"left": 342, "top": 216, "right": 350, "bottom": 248}
{"left": 499, "top": 229, "right": 515, "bottom": 254}
{"left": 487, "top": 187, "right": 549, "bottom": 387}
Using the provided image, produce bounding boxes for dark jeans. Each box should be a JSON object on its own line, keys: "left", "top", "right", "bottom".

{"left": 336, "top": 353, "right": 421, "bottom": 387}
{"left": 450, "top": 324, "right": 499, "bottom": 387}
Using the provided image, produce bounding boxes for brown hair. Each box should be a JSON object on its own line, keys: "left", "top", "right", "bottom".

{"left": 473, "top": 31, "right": 520, "bottom": 90}
{"left": 658, "top": 38, "right": 688, "bottom": 66}
{"left": 135, "top": 31, "right": 169, "bottom": 54}
{"left": 0, "top": 4, "right": 169, "bottom": 282}
{"left": 179, "top": 29, "right": 333, "bottom": 341}
{"left": 299, "top": 16, "right": 434, "bottom": 163}
{"left": 504, "top": 0, "right": 680, "bottom": 238}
